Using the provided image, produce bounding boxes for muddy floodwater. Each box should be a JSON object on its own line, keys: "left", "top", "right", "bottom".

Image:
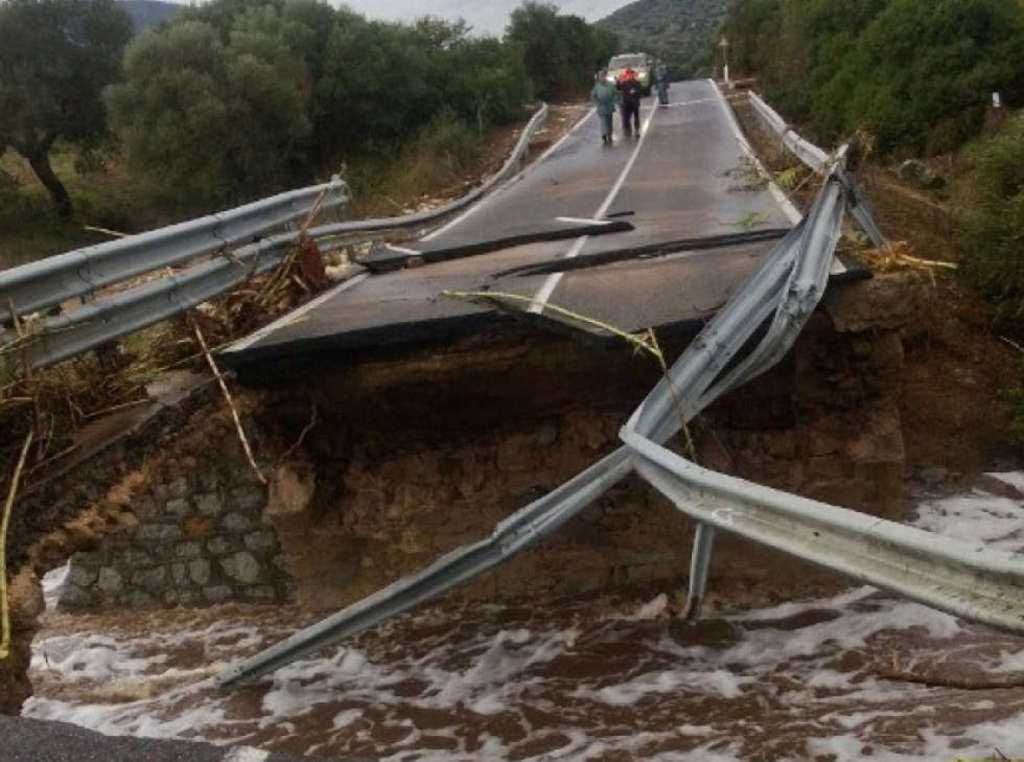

{"left": 23, "top": 476, "right": 1024, "bottom": 761}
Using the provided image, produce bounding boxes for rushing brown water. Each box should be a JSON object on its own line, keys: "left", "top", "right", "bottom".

{"left": 25, "top": 476, "right": 1024, "bottom": 761}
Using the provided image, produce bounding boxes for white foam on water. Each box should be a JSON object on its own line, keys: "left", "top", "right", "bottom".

{"left": 331, "top": 709, "right": 362, "bottom": 730}
{"left": 22, "top": 473, "right": 1024, "bottom": 760}
{"left": 914, "top": 489, "right": 1024, "bottom": 552}
{"left": 985, "top": 471, "right": 1024, "bottom": 492}
{"left": 811, "top": 713, "right": 1024, "bottom": 762}
{"left": 630, "top": 593, "right": 669, "bottom": 621}
{"left": 221, "top": 747, "right": 270, "bottom": 762}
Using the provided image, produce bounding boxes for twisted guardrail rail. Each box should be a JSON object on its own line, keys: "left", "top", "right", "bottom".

{"left": 215, "top": 152, "right": 1024, "bottom": 690}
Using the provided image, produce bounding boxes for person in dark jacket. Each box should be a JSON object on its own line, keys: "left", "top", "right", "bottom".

{"left": 617, "top": 68, "right": 644, "bottom": 137}
{"left": 655, "top": 62, "right": 670, "bottom": 106}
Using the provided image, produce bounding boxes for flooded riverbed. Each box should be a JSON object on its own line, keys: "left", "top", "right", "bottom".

{"left": 23, "top": 476, "right": 1024, "bottom": 761}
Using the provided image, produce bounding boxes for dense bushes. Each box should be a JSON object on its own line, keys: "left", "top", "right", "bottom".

{"left": 721, "top": 0, "right": 1024, "bottom": 156}
{"left": 959, "top": 114, "right": 1024, "bottom": 323}
{"left": 106, "top": 17, "right": 312, "bottom": 202}
{"left": 101, "top": 0, "right": 613, "bottom": 206}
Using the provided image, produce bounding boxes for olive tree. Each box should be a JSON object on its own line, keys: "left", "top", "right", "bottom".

{"left": 105, "top": 14, "right": 312, "bottom": 205}
{"left": 0, "top": 0, "right": 132, "bottom": 219}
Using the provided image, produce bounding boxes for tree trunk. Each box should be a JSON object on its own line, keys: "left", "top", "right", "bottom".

{"left": 26, "top": 152, "right": 72, "bottom": 220}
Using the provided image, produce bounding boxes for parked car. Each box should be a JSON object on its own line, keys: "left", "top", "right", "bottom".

{"left": 607, "top": 53, "right": 654, "bottom": 96}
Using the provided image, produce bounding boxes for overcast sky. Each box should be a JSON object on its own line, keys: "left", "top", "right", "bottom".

{"left": 164, "top": 1, "right": 632, "bottom": 36}
{"left": 336, "top": 1, "right": 631, "bottom": 35}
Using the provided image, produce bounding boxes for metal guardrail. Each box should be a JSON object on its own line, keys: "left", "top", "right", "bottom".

{"left": 3, "top": 103, "right": 551, "bottom": 369}
{"left": 747, "top": 91, "right": 886, "bottom": 248}
{"left": 749, "top": 91, "right": 830, "bottom": 173}
{"left": 21, "top": 235, "right": 293, "bottom": 368}
{"left": 307, "top": 103, "right": 550, "bottom": 241}
{"left": 0, "top": 180, "right": 349, "bottom": 319}
{"left": 626, "top": 431, "right": 1024, "bottom": 633}
{"left": 215, "top": 154, "right": 1024, "bottom": 690}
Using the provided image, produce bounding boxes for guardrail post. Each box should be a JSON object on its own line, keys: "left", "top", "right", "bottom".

{"left": 681, "top": 522, "right": 716, "bottom": 622}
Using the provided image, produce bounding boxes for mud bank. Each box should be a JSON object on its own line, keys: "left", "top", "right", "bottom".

{"left": 252, "top": 273, "right": 911, "bottom": 614}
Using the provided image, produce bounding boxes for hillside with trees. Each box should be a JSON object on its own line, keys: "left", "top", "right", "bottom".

{"left": 721, "top": 0, "right": 1024, "bottom": 155}
{"left": 597, "top": 0, "right": 732, "bottom": 77}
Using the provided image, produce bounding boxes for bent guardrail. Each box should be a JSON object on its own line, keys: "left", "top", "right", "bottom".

{"left": 216, "top": 153, "right": 1023, "bottom": 691}
{"left": 2, "top": 103, "right": 551, "bottom": 369}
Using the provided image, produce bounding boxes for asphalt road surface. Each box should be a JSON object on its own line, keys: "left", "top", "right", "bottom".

{"left": 221, "top": 80, "right": 809, "bottom": 374}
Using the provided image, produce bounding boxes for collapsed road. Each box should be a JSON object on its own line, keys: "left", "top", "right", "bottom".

{"left": 219, "top": 80, "right": 845, "bottom": 377}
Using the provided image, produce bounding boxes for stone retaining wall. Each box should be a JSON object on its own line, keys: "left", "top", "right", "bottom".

{"left": 59, "top": 432, "right": 292, "bottom": 610}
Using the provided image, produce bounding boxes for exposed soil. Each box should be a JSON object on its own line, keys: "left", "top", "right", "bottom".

{"left": 733, "top": 96, "right": 1021, "bottom": 483}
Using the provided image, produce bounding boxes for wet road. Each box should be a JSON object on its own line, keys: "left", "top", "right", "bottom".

{"left": 221, "top": 81, "right": 806, "bottom": 373}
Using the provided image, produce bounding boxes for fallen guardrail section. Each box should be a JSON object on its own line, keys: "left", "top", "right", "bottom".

{"left": 216, "top": 154, "right": 1024, "bottom": 690}
{"left": 1, "top": 104, "right": 550, "bottom": 369}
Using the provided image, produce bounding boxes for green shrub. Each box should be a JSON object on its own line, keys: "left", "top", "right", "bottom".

{"left": 105, "top": 16, "right": 312, "bottom": 206}
{"left": 722, "top": 0, "right": 1024, "bottom": 156}
{"left": 506, "top": 1, "right": 617, "bottom": 101}
{"left": 959, "top": 114, "right": 1024, "bottom": 324}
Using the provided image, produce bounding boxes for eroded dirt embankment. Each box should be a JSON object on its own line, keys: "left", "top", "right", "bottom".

{"left": 2, "top": 272, "right": 1017, "bottom": 716}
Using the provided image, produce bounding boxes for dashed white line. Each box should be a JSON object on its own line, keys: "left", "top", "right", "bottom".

{"left": 555, "top": 216, "right": 615, "bottom": 226}
{"left": 529, "top": 104, "right": 659, "bottom": 314}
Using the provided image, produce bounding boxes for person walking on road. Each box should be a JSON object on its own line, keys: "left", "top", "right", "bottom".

{"left": 592, "top": 69, "right": 620, "bottom": 145}
{"left": 655, "top": 62, "right": 670, "bottom": 106}
{"left": 617, "top": 67, "right": 644, "bottom": 137}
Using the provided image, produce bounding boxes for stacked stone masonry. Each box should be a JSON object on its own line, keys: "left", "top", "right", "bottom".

{"left": 59, "top": 456, "right": 293, "bottom": 611}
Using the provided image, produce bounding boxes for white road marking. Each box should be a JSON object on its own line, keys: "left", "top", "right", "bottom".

{"left": 659, "top": 97, "right": 718, "bottom": 109}
{"left": 555, "top": 217, "right": 614, "bottom": 226}
{"left": 384, "top": 244, "right": 421, "bottom": 255}
{"left": 224, "top": 272, "right": 370, "bottom": 352}
{"left": 529, "top": 104, "right": 659, "bottom": 314}
{"left": 708, "top": 79, "right": 847, "bottom": 276}
{"left": 422, "top": 108, "right": 597, "bottom": 243}
{"left": 709, "top": 79, "right": 801, "bottom": 226}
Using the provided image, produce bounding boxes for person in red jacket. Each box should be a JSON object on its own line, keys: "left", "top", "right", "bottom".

{"left": 617, "top": 68, "right": 644, "bottom": 137}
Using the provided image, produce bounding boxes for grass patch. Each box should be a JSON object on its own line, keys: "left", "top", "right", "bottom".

{"left": 0, "top": 145, "right": 256, "bottom": 270}
{"left": 347, "top": 114, "right": 485, "bottom": 219}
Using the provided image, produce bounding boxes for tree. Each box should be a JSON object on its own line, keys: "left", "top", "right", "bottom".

{"left": 105, "top": 15, "right": 312, "bottom": 205}
{"left": 506, "top": 1, "right": 615, "bottom": 100}
{"left": 0, "top": 0, "right": 132, "bottom": 218}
